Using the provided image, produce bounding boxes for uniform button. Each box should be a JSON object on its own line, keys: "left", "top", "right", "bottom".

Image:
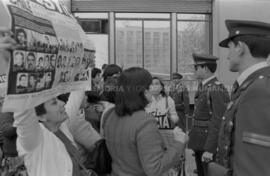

{"left": 217, "top": 147, "right": 219, "bottom": 152}
{"left": 222, "top": 116, "right": 225, "bottom": 120}
{"left": 229, "top": 121, "right": 233, "bottom": 126}
{"left": 205, "top": 130, "right": 208, "bottom": 133}
{"left": 224, "top": 146, "right": 228, "bottom": 150}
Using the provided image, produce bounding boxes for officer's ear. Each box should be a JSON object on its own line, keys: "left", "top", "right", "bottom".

{"left": 235, "top": 41, "right": 245, "bottom": 56}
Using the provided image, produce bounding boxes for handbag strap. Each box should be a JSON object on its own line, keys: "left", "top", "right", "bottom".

{"left": 54, "top": 130, "right": 97, "bottom": 176}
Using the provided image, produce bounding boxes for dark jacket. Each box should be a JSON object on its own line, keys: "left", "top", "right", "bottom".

{"left": 169, "top": 82, "right": 190, "bottom": 130}
{"left": 0, "top": 112, "right": 18, "bottom": 157}
{"left": 188, "top": 77, "right": 229, "bottom": 153}
{"left": 217, "top": 66, "right": 270, "bottom": 176}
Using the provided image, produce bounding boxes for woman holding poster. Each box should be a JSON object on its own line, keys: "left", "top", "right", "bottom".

{"left": 0, "top": 28, "right": 99, "bottom": 176}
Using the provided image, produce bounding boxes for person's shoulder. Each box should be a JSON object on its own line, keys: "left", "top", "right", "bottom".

{"left": 207, "top": 78, "right": 226, "bottom": 91}
{"left": 246, "top": 70, "right": 270, "bottom": 95}
{"left": 131, "top": 110, "right": 157, "bottom": 131}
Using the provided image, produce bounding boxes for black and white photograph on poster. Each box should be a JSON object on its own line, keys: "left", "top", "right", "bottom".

{"left": 27, "top": 73, "right": 37, "bottom": 92}
{"left": 43, "top": 54, "right": 50, "bottom": 70}
{"left": 16, "top": 73, "right": 28, "bottom": 93}
{"left": 74, "top": 69, "right": 89, "bottom": 82}
{"left": 35, "top": 73, "right": 45, "bottom": 91}
{"left": 36, "top": 53, "right": 44, "bottom": 71}
{"left": 48, "top": 54, "right": 56, "bottom": 70}
{"left": 33, "top": 32, "right": 44, "bottom": 52}
{"left": 56, "top": 55, "right": 62, "bottom": 68}
{"left": 44, "top": 72, "right": 52, "bottom": 89}
{"left": 62, "top": 55, "right": 67, "bottom": 68}
{"left": 13, "top": 50, "right": 25, "bottom": 72}
{"left": 43, "top": 35, "right": 58, "bottom": 54}
{"left": 71, "top": 56, "right": 77, "bottom": 68}
{"left": 0, "top": 0, "right": 92, "bottom": 112}
{"left": 25, "top": 52, "right": 36, "bottom": 71}
{"left": 15, "top": 27, "right": 27, "bottom": 49}
{"left": 27, "top": 30, "right": 37, "bottom": 51}
{"left": 58, "top": 70, "right": 72, "bottom": 83}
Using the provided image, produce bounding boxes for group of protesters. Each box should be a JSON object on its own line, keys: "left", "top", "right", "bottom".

{"left": 1, "top": 17, "right": 270, "bottom": 176}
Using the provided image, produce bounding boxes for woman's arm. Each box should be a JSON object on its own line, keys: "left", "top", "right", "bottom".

{"left": 167, "top": 96, "right": 179, "bottom": 123}
{"left": 13, "top": 109, "right": 42, "bottom": 152}
{"left": 66, "top": 91, "right": 102, "bottom": 150}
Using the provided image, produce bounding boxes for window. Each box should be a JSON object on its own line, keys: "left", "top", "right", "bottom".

{"left": 115, "top": 20, "right": 143, "bottom": 68}
{"left": 74, "top": 13, "right": 109, "bottom": 68}
{"left": 177, "top": 14, "right": 210, "bottom": 102}
{"left": 115, "top": 13, "right": 171, "bottom": 78}
{"left": 144, "top": 21, "right": 170, "bottom": 76}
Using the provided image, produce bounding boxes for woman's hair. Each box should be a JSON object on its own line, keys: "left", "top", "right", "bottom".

{"left": 91, "top": 67, "right": 101, "bottom": 79}
{"left": 35, "top": 103, "right": 46, "bottom": 116}
{"left": 102, "top": 64, "right": 122, "bottom": 81}
{"left": 152, "top": 77, "right": 166, "bottom": 97}
{"left": 35, "top": 93, "right": 70, "bottom": 116}
{"left": 101, "top": 75, "right": 119, "bottom": 103}
{"left": 115, "top": 67, "right": 152, "bottom": 116}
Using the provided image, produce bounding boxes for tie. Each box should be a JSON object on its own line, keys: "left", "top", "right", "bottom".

{"left": 231, "top": 81, "right": 239, "bottom": 99}
{"left": 232, "top": 81, "right": 239, "bottom": 93}
{"left": 195, "top": 81, "right": 203, "bottom": 98}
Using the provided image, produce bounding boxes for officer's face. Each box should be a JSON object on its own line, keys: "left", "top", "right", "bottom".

{"left": 194, "top": 65, "right": 205, "bottom": 79}
{"left": 227, "top": 41, "right": 241, "bottom": 72}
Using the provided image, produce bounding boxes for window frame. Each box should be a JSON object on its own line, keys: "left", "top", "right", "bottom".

{"left": 114, "top": 13, "right": 172, "bottom": 79}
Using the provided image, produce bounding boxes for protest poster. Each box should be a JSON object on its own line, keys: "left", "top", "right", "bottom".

{"left": 0, "top": 0, "right": 93, "bottom": 112}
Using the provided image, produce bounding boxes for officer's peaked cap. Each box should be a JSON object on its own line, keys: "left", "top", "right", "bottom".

{"left": 172, "top": 72, "right": 183, "bottom": 80}
{"left": 219, "top": 19, "right": 270, "bottom": 48}
{"left": 192, "top": 53, "right": 218, "bottom": 65}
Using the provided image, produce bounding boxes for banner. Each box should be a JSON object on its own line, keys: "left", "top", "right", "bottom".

{"left": 0, "top": 0, "right": 93, "bottom": 112}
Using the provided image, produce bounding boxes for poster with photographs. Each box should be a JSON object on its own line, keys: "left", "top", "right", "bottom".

{"left": 0, "top": 0, "right": 92, "bottom": 112}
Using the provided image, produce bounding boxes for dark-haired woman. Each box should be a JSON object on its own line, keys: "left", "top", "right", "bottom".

{"left": 145, "top": 77, "right": 179, "bottom": 124}
{"left": 104, "top": 67, "right": 187, "bottom": 176}
{"left": 145, "top": 77, "right": 180, "bottom": 175}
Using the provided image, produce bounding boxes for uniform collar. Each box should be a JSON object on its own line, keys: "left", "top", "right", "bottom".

{"left": 202, "top": 75, "right": 216, "bottom": 86}
{"left": 237, "top": 61, "right": 268, "bottom": 86}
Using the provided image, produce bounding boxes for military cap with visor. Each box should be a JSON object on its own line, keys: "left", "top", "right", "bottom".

{"left": 219, "top": 19, "right": 270, "bottom": 48}
{"left": 172, "top": 72, "right": 183, "bottom": 80}
{"left": 192, "top": 53, "right": 218, "bottom": 66}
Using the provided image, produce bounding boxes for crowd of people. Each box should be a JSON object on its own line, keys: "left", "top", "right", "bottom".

{"left": 0, "top": 18, "right": 270, "bottom": 176}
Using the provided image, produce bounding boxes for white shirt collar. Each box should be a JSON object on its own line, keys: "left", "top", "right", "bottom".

{"left": 202, "top": 75, "right": 216, "bottom": 86}
{"left": 237, "top": 61, "right": 269, "bottom": 86}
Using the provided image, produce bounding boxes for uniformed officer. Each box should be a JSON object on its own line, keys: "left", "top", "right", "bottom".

{"left": 169, "top": 73, "right": 190, "bottom": 131}
{"left": 188, "top": 54, "right": 230, "bottom": 176}
{"left": 216, "top": 20, "right": 270, "bottom": 176}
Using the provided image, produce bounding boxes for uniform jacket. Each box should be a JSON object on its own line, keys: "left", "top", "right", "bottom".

{"left": 189, "top": 77, "right": 229, "bottom": 152}
{"left": 217, "top": 66, "right": 270, "bottom": 176}
{"left": 169, "top": 82, "right": 190, "bottom": 114}
{"left": 169, "top": 82, "right": 190, "bottom": 130}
